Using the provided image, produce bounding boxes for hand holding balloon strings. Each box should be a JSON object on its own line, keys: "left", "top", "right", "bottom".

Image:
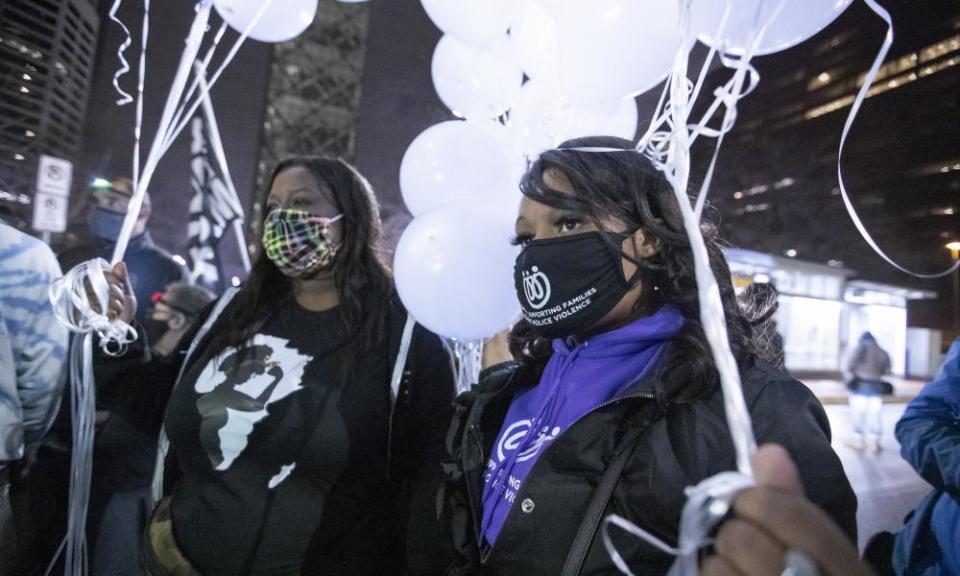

{"left": 701, "top": 445, "right": 874, "bottom": 576}
{"left": 45, "top": 259, "right": 137, "bottom": 576}
{"left": 50, "top": 259, "right": 138, "bottom": 356}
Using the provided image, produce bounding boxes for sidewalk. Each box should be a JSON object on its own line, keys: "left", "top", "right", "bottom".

{"left": 824, "top": 403, "right": 932, "bottom": 551}
{"left": 802, "top": 376, "right": 927, "bottom": 405}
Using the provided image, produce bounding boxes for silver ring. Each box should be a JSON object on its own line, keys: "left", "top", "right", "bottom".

{"left": 781, "top": 549, "right": 819, "bottom": 576}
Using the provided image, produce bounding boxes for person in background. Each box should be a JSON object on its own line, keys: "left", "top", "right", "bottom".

{"left": 887, "top": 337, "right": 959, "bottom": 576}
{"left": 87, "top": 282, "right": 215, "bottom": 576}
{"left": 845, "top": 331, "right": 893, "bottom": 451}
{"left": 441, "top": 137, "right": 856, "bottom": 576}
{"left": 0, "top": 220, "right": 69, "bottom": 575}
{"left": 736, "top": 282, "right": 786, "bottom": 372}
{"left": 58, "top": 177, "right": 189, "bottom": 337}
{"left": 145, "top": 283, "right": 216, "bottom": 358}
{"left": 21, "top": 177, "right": 189, "bottom": 575}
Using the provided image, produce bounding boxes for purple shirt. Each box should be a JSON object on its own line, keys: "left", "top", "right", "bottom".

{"left": 480, "top": 307, "right": 684, "bottom": 547}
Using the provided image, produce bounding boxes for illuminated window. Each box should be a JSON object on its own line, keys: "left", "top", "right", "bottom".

{"left": 803, "top": 34, "right": 960, "bottom": 120}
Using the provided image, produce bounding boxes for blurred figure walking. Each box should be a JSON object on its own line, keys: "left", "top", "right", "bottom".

{"left": 845, "top": 331, "right": 893, "bottom": 451}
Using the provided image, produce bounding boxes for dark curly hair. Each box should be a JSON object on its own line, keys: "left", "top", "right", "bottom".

{"left": 510, "top": 136, "right": 754, "bottom": 402}
{"left": 736, "top": 282, "right": 785, "bottom": 371}
{"left": 204, "top": 156, "right": 393, "bottom": 376}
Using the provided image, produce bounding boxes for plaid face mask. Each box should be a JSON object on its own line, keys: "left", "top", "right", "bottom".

{"left": 262, "top": 209, "right": 344, "bottom": 278}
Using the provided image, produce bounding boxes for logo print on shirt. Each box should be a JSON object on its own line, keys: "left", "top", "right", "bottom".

{"left": 516, "top": 425, "right": 561, "bottom": 462}
{"left": 494, "top": 420, "right": 562, "bottom": 465}
{"left": 521, "top": 266, "right": 551, "bottom": 310}
{"left": 496, "top": 419, "right": 532, "bottom": 462}
{"left": 193, "top": 334, "right": 311, "bottom": 471}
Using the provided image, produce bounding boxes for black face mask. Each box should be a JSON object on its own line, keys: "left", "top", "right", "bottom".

{"left": 142, "top": 317, "right": 170, "bottom": 343}
{"left": 514, "top": 231, "right": 639, "bottom": 339}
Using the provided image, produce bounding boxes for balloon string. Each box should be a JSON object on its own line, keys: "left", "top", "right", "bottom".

{"left": 159, "top": 0, "right": 279, "bottom": 158}
{"left": 599, "top": 3, "right": 787, "bottom": 573}
{"left": 132, "top": 0, "right": 149, "bottom": 195}
{"left": 110, "top": 1, "right": 213, "bottom": 264}
{"left": 453, "top": 339, "right": 482, "bottom": 394}
{"left": 107, "top": 0, "right": 134, "bottom": 105}
{"left": 684, "top": 1, "right": 730, "bottom": 114}
{"left": 47, "top": 260, "right": 137, "bottom": 576}
{"left": 160, "top": 21, "right": 230, "bottom": 157}
{"left": 670, "top": 0, "right": 783, "bottom": 489}
{"left": 691, "top": 49, "right": 762, "bottom": 220}
{"left": 836, "top": 0, "right": 959, "bottom": 279}
{"left": 603, "top": 473, "right": 755, "bottom": 576}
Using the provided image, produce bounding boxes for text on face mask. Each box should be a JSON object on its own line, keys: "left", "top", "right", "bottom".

{"left": 524, "top": 287, "right": 598, "bottom": 327}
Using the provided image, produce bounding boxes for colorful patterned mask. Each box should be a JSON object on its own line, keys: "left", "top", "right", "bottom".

{"left": 262, "top": 209, "right": 344, "bottom": 278}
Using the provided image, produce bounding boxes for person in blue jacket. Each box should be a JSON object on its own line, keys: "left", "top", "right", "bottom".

{"left": 892, "top": 337, "right": 959, "bottom": 576}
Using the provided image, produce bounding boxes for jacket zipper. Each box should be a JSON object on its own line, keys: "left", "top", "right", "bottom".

{"left": 465, "top": 421, "right": 486, "bottom": 546}
{"left": 462, "top": 367, "right": 521, "bottom": 548}
{"left": 477, "top": 389, "right": 658, "bottom": 564}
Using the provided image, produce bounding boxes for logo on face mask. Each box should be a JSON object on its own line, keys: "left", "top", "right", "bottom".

{"left": 521, "top": 266, "right": 552, "bottom": 310}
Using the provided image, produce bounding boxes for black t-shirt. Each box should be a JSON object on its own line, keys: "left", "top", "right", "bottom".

{"left": 164, "top": 299, "right": 398, "bottom": 575}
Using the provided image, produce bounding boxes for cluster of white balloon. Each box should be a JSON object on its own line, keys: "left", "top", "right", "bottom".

{"left": 394, "top": 0, "right": 852, "bottom": 343}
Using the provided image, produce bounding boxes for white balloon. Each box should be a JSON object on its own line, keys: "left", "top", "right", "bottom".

{"left": 214, "top": 0, "right": 317, "bottom": 43}
{"left": 511, "top": 1, "right": 560, "bottom": 81}
{"left": 420, "top": 0, "right": 515, "bottom": 48}
{"left": 691, "top": 0, "right": 854, "bottom": 56}
{"left": 547, "top": 0, "right": 680, "bottom": 105}
{"left": 508, "top": 80, "right": 638, "bottom": 161}
{"left": 394, "top": 202, "right": 520, "bottom": 340}
{"left": 400, "top": 120, "right": 523, "bottom": 217}
{"left": 431, "top": 35, "right": 523, "bottom": 120}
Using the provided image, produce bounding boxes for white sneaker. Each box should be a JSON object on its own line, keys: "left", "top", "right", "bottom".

{"left": 867, "top": 436, "right": 882, "bottom": 452}
{"left": 844, "top": 435, "right": 865, "bottom": 450}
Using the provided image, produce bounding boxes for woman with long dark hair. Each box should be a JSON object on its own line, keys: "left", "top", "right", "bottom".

{"left": 441, "top": 137, "right": 856, "bottom": 575}
{"left": 101, "top": 157, "right": 455, "bottom": 575}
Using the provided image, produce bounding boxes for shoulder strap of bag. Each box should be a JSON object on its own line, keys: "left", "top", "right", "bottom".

{"left": 386, "top": 310, "right": 416, "bottom": 481}
{"left": 390, "top": 313, "right": 416, "bottom": 413}
{"left": 151, "top": 286, "right": 240, "bottom": 501}
{"left": 560, "top": 402, "right": 665, "bottom": 576}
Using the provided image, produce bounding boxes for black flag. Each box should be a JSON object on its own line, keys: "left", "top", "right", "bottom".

{"left": 187, "top": 103, "right": 247, "bottom": 290}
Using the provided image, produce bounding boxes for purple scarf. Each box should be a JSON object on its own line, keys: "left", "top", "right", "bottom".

{"left": 480, "top": 306, "right": 684, "bottom": 546}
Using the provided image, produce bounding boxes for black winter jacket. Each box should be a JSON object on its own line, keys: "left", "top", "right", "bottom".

{"left": 442, "top": 354, "right": 858, "bottom": 576}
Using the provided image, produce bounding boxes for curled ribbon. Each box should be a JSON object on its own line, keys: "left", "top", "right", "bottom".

{"left": 108, "top": 0, "right": 134, "bottom": 105}
{"left": 837, "top": 0, "right": 960, "bottom": 279}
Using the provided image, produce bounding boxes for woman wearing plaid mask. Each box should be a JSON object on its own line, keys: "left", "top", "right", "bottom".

{"left": 99, "top": 157, "right": 456, "bottom": 576}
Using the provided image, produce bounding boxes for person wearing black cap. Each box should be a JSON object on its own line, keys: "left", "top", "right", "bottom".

{"left": 147, "top": 283, "right": 217, "bottom": 358}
